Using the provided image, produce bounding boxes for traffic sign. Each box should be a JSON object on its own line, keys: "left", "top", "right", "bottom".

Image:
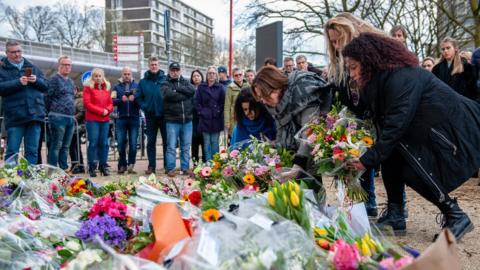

{"left": 116, "top": 45, "right": 140, "bottom": 53}
{"left": 117, "top": 36, "right": 140, "bottom": 44}
{"left": 81, "top": 71, "right": 92, "bottom": 84}
{"left": 116, "top": 54, "right": 139, "bottom": 61}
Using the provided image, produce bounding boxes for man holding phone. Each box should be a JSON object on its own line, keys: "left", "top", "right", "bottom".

{"left": 0, "top": 40, "right": 48, "bottom": 164}
{"left": 112, "top": 66, "right": 140, "bottom": 174}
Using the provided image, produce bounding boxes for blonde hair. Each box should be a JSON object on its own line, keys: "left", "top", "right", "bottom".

{"left": 324, "top": 13, "right": 385, "bottom": 86}
{"left": 440, "top": 37, "right": 463, "bottom": 75}
{"left": 86, "top": 68, "right": 111, "bottom": 90}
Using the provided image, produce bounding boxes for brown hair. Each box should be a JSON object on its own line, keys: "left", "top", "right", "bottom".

{"left": 389, "top": 25, "right": 407, "bottom": 40}
{"left": 440, "top": 37, "right": 463, "bottom": 75}
{"left": 251, "top": 66, "right": 288, "bottom": 100}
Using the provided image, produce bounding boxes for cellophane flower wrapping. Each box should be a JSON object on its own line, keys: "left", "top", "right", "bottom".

{"left": 296, "top": 105, "right": 376, "bottom": 202}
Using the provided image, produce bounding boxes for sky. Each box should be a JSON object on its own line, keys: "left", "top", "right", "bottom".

{"left": 2, "top": 0, "right": 327, "bottom": 64}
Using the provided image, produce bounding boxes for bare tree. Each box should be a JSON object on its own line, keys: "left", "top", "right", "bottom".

{"left": 55, "top": 2, "right": 95, "bottom": 48}
{"left": 4, "top": 7, "right": 30, "bottom": 40}
{"left": 25, "top": 6, "right": 57, "bottom": 42}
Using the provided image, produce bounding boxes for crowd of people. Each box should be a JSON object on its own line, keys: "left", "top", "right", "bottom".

{"left": 0, "top": 12, "right": 479, "bottom": 242}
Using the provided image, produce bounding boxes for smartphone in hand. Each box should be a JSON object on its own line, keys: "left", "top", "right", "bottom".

{"left": 24, "top": 67, "right": 32, "bottom": 77}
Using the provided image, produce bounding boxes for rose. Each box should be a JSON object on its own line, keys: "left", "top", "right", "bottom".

{"left": 229, "top": 149, "right": 240, "bottom": 159}
{"left": 188, "top": 190, "right": 202, "bottom": 206}
{"left": 332, "top": 239, "right": 361, "bottom": 270}
{"left": 254, "top": 166, "right": 269, "bottom": 177}
{"left": 307, "top": 134, "right": 317, "bottom": 144}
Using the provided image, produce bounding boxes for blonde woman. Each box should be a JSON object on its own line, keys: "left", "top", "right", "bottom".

{"left": 83, "top": 68, "right": 113, "bottom": 176}
{"left": 195, "top": 66, "right": 225, "bottom": 161}
{"left": 432, "top": 37, "right": 477, "bottom": 100}
{"left": 324, "top": 13, "right": 386, "bottom": 219}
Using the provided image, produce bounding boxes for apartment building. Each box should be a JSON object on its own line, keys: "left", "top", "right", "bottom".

{"left": 105, "top": 0, "right": 215, "bottom": 67}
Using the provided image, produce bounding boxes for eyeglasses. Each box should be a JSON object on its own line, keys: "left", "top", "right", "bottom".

{"left": 234, "top": 74, "right": 242, "bottom": 77}
{"left": 7, "top": 50, "right": 22, "bottom": 54}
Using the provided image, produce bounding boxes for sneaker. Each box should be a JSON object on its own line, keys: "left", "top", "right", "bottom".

{"left": 127, "top": 164, "right": 136, "bottom": 174}
{"left": 167, "top": 170, "right": 176, "bottom": 177}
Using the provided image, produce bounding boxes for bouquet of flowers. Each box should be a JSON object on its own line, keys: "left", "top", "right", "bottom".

{"left": 300, "top": 105, "right": 375, "bottom": 201}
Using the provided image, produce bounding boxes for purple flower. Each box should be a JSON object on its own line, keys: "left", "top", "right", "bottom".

{"left": 17, "top": 170, "right": 23, "bottom": 177}
{"left": 75, "top": 215, "right": 127, "bottom": 249}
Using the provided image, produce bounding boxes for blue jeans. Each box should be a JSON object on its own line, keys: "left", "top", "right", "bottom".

{"left": 86, "top": 121, "right": 110, "bottom": 167}
{"left": 47, "top": 114, "right": 75, "bottom": 169}
{"left": 5, "top": 122, "right": 41, "bottom": 165}
{"left": 202, "top": 132, "right": 220, "bottom": 161}
{"left": 116, "top": 117, "right": 139, "bottom": 168}
{"left": 360, "top": 168, "right": 377, "bottom": 210}
{"left": 166, "top": 121, "right": 192, "bottom": 172}
{"left": 145, "top": 116, "right": 167, "bottom": 170}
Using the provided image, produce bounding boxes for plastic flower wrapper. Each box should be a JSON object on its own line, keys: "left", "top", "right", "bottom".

{"left": 295, "top": 105, "right": 376, "bottom": 202}
{"left": 170, "top": 198, "right": 329, "bottom": 270}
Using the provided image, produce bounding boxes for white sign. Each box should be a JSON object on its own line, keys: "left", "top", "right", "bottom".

{"left": 117, "top": 45, "right": 140, "bottom": 53}
{"left": 116, "top": 54, "right": 139, "bottom": 62}
{"left": 197, "top": 229, "right": 219, "bottom": 266}
{"left": 117, "top": 36, "right": 140, "bottom": 44}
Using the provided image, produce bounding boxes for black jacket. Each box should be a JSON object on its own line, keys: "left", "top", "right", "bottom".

{"left": 0, "top": 57, "right": 48, "bottom": 128}
{"left": 161, "top": 75, "right": 195, "bottom": 123}
{"left": 432, "top": 59, "right": 478, "bottom": 101}
{"left": 360, "top": 67, "right": 480, "bottom": 203}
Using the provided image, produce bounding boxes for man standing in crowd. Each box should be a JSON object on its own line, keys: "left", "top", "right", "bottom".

{"left": 217, "top": 66, "right": 232, "bottom": 87}
{"left": 162, "top": 62, "right": 195, "bottom": 177}
{"left": 135, "top": 56, "right": 167, "bottom": 174}
{"left": 46, "top": 55, "right": 75, "bottom": 170}
{"left": 245, "top": 69, "right": 255, "bottom": 85}
{"left": 0, "top": 40, "right": 48, "bottom": 164}
{"left": 390, "top": 25, "right": 407, "bottom": 46}
{"left": 113, "top": 66, "right": 140, "bottom": 174}
{"left": 295, "top": 55, "right": 309, "bottom": 71}
{"left": 283, "top": 57, "right": 295, "bottom": 75}
{"left": 224, "top": 67, "right": 250, "bottom": 137}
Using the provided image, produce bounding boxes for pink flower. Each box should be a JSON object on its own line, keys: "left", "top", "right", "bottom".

{"left": 394, "top": 257, "right": 414, "bottom": 268}
{"left": 310, "top": 144, "right": 321, "bottom": 155}
{"left": 379, "top": 256, "right": 414, "bottom": 270}
{"left": 200, "top": 167, "right": 212, "bottom": 177}
{"left": 307, "top": 134, "right": 317, "bottom": 144}
{"left": 184, "top": 178, "right": 194, "bottom": 188}
{"left": 222, "top": 166, "right": 234, "bottom": 177}
{"left": 332, "top": 239, "right": 361, "bottom": 270}
{"left": 254, "top": 166, "right": 269, "bottom": 177}
{"left": 229, "top": 149, "right": 240, "bottom": 159}
{"left": 55, "top": 245, "right": 63, "bottom": 251}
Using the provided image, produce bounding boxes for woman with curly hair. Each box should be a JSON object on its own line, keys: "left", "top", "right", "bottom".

{"left": 324, "top": 13, "right": 387, "bottom": 217}
{"left": 344, "top": 32, "right": 480, "bottom": 241}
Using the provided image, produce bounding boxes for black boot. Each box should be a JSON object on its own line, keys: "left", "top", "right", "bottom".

{"left": 376, "top": 203, "right": 406, "bottom": 236}
{"left": 435, "top": 198, "right": 473, "bottom": 241}
{"left": 99, "top": 164, "right": 110, "bottom": 176}
{"left": 88, "top": 164, "right": 97, "bottom": 177}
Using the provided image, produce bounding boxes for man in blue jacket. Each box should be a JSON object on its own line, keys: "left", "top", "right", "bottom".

{"left": 0, "top": 40, "right": 49, "bottom": 164}
{"left": 162, "top": 62, "right": 195, "bottom": 177}
{"left": 113, "top": 66, "right": 140, "bottom": 174}
{"left": 135, "top": 56, "right": 167, "bottom": 174}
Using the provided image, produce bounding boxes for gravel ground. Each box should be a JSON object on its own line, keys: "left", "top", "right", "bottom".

{"left": 89, "top": 166, "right": 479, "bottom": 270}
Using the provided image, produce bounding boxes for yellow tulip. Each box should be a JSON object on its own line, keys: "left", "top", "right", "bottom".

{"left": 314, "top": 228, "right": 327, "bottom": 237}
{"left": 267, "top": 191, "right": 275, "bottom": 207}
{"left": 290, "top": 191, "right": 300, "bottom": 207}
{"left": 361, "top": 240, "right": 372, "bottom": 257}
{"left": 294, "top": 182, "right": 301, "bottom": 195}
{"left": 349, "top": 148, "right": 360, "bottom": 157}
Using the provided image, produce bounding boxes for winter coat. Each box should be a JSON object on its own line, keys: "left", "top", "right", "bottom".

{"left": 432, "top": 59, "right": 478, "bottom": 101}
{"left": 74, "top": 91, "right": 85, "bottom": 124}
{"left": 83, "top": 82, "right": 113, "bottom": 122}
{"left": 219, "top": 79, "right": 232, "bottom": 88}
{"left": 196, "top": 82, "right": 225, "bottom": 133}
{"left": 224, "top": 80, "right": 250, "bottom": 134}
{"left": 231, "top": 116, "right": 276, "bottom": 147}
{"left": 332, "top": 80, "right": 369, "bottom": 119}
{"left": 0, "top": 57, "right": 48, "bottom": 128}
{"left": 360, "top": 67, "right": 480, "bottom": 203}
{"left": 161, "top": 75, "right": 195, "bottom": 123}
{"left": 265, "top": 70, "right": 331, "bottom": 167}
{"left": 112, "top": 79, "right": 140, "bottom": 118}
{"left": 135, "top": 70, "right": 166, "bottom": 117}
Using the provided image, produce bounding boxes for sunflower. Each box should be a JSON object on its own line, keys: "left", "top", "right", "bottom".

{"left": 362, "top": 136, "right": 374, "bottom": 146}
{"left": 242, "top": 174, "right": 255, "bottom": 185}
{"left": 202, "top": 208, "right": 221, "bottom": 222}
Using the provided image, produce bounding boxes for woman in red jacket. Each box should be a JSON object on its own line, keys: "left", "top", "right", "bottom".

{"left": 83, "top": 68, "right": 113, "bottom": 176}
